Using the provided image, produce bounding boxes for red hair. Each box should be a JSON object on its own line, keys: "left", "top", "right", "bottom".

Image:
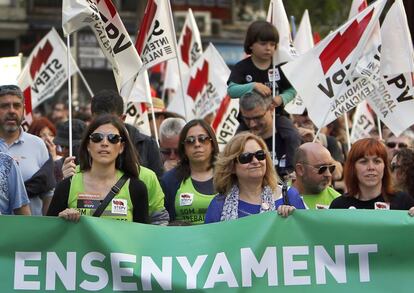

{"left": 345, "top": 138, "right": 393, "bottom": 200}
{"left": 28, "top": 117, "right": 56, "bottom": 137}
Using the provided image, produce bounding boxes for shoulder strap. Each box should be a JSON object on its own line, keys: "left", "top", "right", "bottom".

{"left": 92, "top": 174, "right": 129, "bottom": 217}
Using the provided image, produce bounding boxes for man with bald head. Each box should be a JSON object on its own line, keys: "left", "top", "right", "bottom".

{"left": 291, "top": 142, "right": 340, "bottom": 209}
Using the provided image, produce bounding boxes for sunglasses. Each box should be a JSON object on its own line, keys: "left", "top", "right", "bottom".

{"left": 89, "top": 133, "right": 123, "bottom": 144}
{"left": 237, "top": 150, "right": 267, "bottom": 164}
{"left": 184, "top": 134, "right": 212, "bottom": 145}
{"left": 160, "top": 148, "right": 178, "bottom": 156}
{"left": 386, "top": 142, "right": 408, "bottom": 149}
{"left": 303, "top": 163, "right": 336, "bottom": 174}
{"left": 390, "top": 162, "right": 401, "bottom": 172}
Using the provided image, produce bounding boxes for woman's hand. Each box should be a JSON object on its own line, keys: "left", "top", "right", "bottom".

{"left": 44, "top": 137, "right": 57, "bottom": 160}
{"left": 58, "top": 208, "right": 81, "bottom": 222}
{"left": 62, "top": 156, "right": 77, "bottom": 179}
{"left": 277, "top": 205, "right": 295, "bottom": 218}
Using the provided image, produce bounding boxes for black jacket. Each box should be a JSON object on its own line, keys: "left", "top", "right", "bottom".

{"left": 125, "top": 124, "right": 164, "bottom": 178}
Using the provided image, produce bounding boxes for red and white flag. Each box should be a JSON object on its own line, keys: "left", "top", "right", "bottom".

{"left": 135, "top": 0, "right": 177, "bottom": 70}
{"left": 164, "top": 8, "right": 203, "bottom": 92}
{"left": 282, "top": 0, "right": 386, "bottom": 128}
{"left": 266, "top": 0, "right": 297, "bottom": 64}
{"left": 348, "top": 0, "right": 367, "bottom": 19}
{"left": 17, "top": 28, "right": 79, "bottom": 116}
{"left": 62, "top": 0, "right": 151, "bottom": 104}
{"left": 350, "top": 100, "right": 375, "bottom": 143}
{"left": 212, "top": 96, "right": 240, "bottom": 151}
{"left": 167, "top": 44, "right": 230, "bottom": 120}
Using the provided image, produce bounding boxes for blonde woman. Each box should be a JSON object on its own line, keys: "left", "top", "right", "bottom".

{"left": 205, "top": 132, "right": 304, "bottom": 223}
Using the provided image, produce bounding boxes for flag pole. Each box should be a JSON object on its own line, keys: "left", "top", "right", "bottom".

{"left": 271, "top": 54, "right": 277, "bottom": 169}
{"left": 343, "top": 113, "right": 351, "bottom": 150}
{"left": 377, "top": 116, "right": 383, "bottom": 141}
{"left": 66, "top": 35, "right": 73, "bottom": 157}
{"left": 77, "top": 69, "right": 94, "bottom": 97}
{"left": 167, "top": 0, "right": 189, "bottom": 121}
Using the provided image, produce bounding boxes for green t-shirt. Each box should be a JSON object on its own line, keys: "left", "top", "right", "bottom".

{"left": 139, "top": 166, "right": 165, "bottom": 215}
{"left": 302, "top": 187, "right": 340, "bottom": 209}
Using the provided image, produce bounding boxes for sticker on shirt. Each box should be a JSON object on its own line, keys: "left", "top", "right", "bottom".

{"left": 112, "top": 199, "right": 128, "bottom": 215}
{"left": 374, "top": 202, "right": 390, "bottom": 210}
{"left": 77, "top": 193, "right": 102, "bottom": 209}
{"left": 316, "top": 204, "right": 329, "bottom": 210}
{"left": 245, "top": 75, "right": 253, "bottom": 82}
{"left": 268, "top": 68, "right": 281, "bottom": 82}
{"left": 179, "top": 193, "right": 194, "bottom": 206}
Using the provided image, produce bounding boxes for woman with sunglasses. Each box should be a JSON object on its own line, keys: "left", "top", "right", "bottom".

{"left": 161, "top": 119, "right": 219, "bottom": 225}
{"left": 205, "top": 132, "right": 305, "bottom": 223}
{"left": 47, "top": 114, "right": 149, "bottom": 223}
{"left": 330, "top": 138, "right": 414, "bottom": 211}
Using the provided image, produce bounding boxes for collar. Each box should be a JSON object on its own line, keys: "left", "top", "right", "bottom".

{"left": 0, "top": 127, "right": 24, "bottom": 148}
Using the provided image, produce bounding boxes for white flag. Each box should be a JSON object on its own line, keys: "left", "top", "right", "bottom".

{"left": 135, "top": 0, "right": 177, "bottom": 69}
{"left": 350, "top": 100, "right": 375, "bottom": 143}
{"left": 266, "top": 0, "right": 297, "bottom": 64}
{"left": 124, "top": 102, "right": 151, "bottom": 136}
{"left": 282, "top": 0, "right": 386, "bottom": 128}
{"left": 62, "top": 0, "right": 151, "bottom": 104}
{"left": 212, "top": 95, "right": 240, "bottom": 151}
{"left": 348, "top": 0, "right": 367, "bottom": 19}
{"left": 293, "top": 10, "right": 314, "bottom": 55}
{"left": 17, "top": 28, "right": 79, "bottom": 113}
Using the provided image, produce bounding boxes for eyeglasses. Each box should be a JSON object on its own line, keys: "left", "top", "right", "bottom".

{"left": 302, "top": 163, "right": 336, "bottom": 174}
{"left": 183, "top": 134, "right": 212, "bottom": 145}
{"left": 390, "top": 162, "right": 401, "bottom": 172}
{"left": 241, "top": 111, "right": 267, "bottom": 123}
{"left": 237, "top": 150, "right": 267, "bottom": 164}
{"left": 160, "top": 148, "right": 178, "bottom": 156}
{"left": 89, "top": 133, "right": 123, "bottom": 144}
{"left": 386, "top": 142, "right": 408, "bottom": 149}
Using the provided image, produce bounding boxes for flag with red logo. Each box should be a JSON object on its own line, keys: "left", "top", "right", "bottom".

{"left": 348, "top": 0, "right": 367, "bottom": 19}
{"left": 62, "top": 0, "right": 151, "bottom": 104}
{"left": 266, "top": 0, "right": 297, "bottom": 64}
{"left": 350, "top": 100, "right": 375, "bottom": 143}
{"left": 167, "top": 44, "right": 230, "bottom": 119}
{"left": 17, "top": 28, "right": 79, "bottom": 115}
{"left": 212, "top": 96, "right": 240, "bottom": 151}
{"left": 164, "top": 8, "right": 203, "bottom": 92}
{"left": 135, "top": 0, "right": 177, "bottom": 70}
{"left": 281, "top": 0, "right": 386, "bottom": 129}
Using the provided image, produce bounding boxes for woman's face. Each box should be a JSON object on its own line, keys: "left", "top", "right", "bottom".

{"left": 39, "top": 127, "right": 54, "bottom": 142}
{"left": 183, "top": 125, "right": 213, "bottom": 165}
{"left": 355, "top": 155, "right": 384, "bottom": 191}
{"left": 87, "top": 123, "right": 124, "bottom": 166}
{"left": 235, "top": 139, "right": 267, "bottom": 183}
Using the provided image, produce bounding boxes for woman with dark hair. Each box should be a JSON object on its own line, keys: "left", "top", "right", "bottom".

{"left": 161, "top": 119, "right": 219, "bottom": 224}
{"left": 28, "top": 117, "right": 58, "bottom": 160}
{"left": 330, "top": 138, "right": 414, "bottom": 212}
{"left": 390, "top": 148, "right": 414, "bottom": 199}
{"left": 47, "top": 114, "right": 149, "bottom": 223}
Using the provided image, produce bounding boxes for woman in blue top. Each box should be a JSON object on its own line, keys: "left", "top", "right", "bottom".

{"left": 161, "top": 119, "right": 219, "bottom": 224}
{"left": 205, "top": 132, "right": 304, "bottom": 223}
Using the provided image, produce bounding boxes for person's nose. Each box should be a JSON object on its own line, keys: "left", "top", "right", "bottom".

{"left": 169, "top": 149, "right": 178, "bottom": 159}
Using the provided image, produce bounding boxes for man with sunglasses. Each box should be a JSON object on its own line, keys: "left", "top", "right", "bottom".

{"left": 385, "top": 132, "right": 413, "bottom": 163}
{"left": 291, "top": 142, "right": 340, "bottom": 209}
{"left": 238, "top": 91, "right": 301, "bottom": 178}
{"left": 159, "top": 117, "right": 186, "bottom": 172}
{"left": 0, "top": 85, "right": 55, "bottom": 215}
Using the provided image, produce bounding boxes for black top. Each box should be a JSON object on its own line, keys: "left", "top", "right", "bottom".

{"left": 329, "top": 192, "right": 414, "bottom": 210}
{"left": 47, "top": 176, "right": 150, "bottom": 223}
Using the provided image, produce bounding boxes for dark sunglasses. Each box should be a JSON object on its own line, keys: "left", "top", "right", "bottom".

{"left": 183, "top": 134, "right": 212, "bottom": 145}
{"left": 390, "top": 162, "right": 401, "bottom": 172}
{"left": 386, "top": 142, "right": 408, "bottom": 149}
{"left": 89, "top": 133, "right": 123, "bottom": 144}
{"left": 303, "top": 163, "right": 336, "bottom": 174}
{"left": 237, "top": 150, "right": 267, "bottom": 164}
{"left": 160, "top": 148, "right": 178, "bottom": 156}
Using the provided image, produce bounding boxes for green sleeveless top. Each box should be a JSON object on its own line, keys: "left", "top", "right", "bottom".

{"left": 174, "top": 178, "right": 216, "bottom": 225}
{"left": 68, "top": 170, "right": 133, "bottom": 221}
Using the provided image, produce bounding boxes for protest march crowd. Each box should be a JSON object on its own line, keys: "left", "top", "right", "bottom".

{"left": 1, "top": 0, "right": 414, "bottom": 228}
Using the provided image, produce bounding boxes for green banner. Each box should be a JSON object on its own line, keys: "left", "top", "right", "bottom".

{"left": 1, "top": 210, "right": 414, "bottom": 292}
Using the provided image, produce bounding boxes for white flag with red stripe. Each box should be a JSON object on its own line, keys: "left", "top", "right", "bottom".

{"left": 266, "top": 0, "right": 297, "bottom": 64}
{"left": 17, "top": 28, "right": 79, "bottom": 116}
{"left": 135, "top": 0, "right": 177, "bottom": 70}
{"left": 212, "top": 96, "right": 239, "bottom": 151}
{"left": 282, "top": 0, "right": 386, "bottom": 128}
{"left": 168, "top": 44, "right": 230, "bottom": 119}
{"left": 348, "top": 0, "right": 367, "bottom": 19}
{"left": 62, "top": 0, "right": 151, "bottom": 104}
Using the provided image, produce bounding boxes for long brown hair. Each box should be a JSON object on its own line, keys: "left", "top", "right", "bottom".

{"left": 344, "top": 138, "right": 393, "bottom": 200}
